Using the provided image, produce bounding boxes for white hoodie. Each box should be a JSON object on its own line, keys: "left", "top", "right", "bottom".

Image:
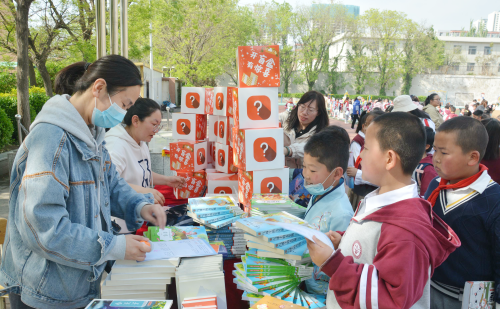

{"left": 105, "top": 124, "right": 153, "bottom": 188}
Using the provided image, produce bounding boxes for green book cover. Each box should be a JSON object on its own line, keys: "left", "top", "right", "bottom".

{"left": 147, "top": 226, "right": 209, "bottom": 242}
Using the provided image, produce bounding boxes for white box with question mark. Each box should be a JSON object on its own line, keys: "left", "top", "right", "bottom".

{"left": 216, "top": 116, "right": 234, "bottom": 147}
{"left": 172, "top": 113, "right": 207, "bottom": 141}
{"left": 213, "top": 87, "right": 237, "bottom": 117}
{"left": 215, "top": 142, "right": 238, "bottom": 174}
{"left": 206, "top": 172, "right": 238, "bottom": 195}
{"left": 181, "top": 87, "right": 206, "bottom": 114}
{"left": 233, "top": 127, "right": 284, "bottom": 172}
{"left": 208, "top": 115, "right": 219, "bottom": 142}
{"left": 233, "top": 87, "right": 279, "bottom": 129}
{"left": 237, "top": 168, "right": 289, "bottom": 206}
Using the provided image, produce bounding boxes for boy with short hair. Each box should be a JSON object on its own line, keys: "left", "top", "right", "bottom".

{"left": 307, "top": 112, "right": 460, "bottom": 309}
{"left": 302, "top": 125, "right": 354, "bottom": 296}
{"left": 424, "top": 116, "right": 500, "bottom": 308}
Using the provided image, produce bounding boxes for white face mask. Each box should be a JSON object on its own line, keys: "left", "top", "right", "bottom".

{"left": 91, "top": 93, "right": 127, "bottom": 128}
{"left": 304, "top": 169, "right": 336, "bottom": 196}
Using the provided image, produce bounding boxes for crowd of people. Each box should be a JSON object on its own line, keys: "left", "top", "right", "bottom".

{"left": 0, "top": 53, "right": 498, "bottom": 309}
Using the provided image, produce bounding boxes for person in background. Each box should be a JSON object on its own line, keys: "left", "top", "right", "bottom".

{"left": 412, "top": 127, "right": 438, "bottom": 197}
{"left": 392, "top": 95, "right": 436, "bottom": 132}
{"left": 423, "top": 93, "right": 444, "bottom": 128}
{"left": 444, "top": 106, "right": 458, "bottom": 121}
{"left": 280, "top": 90, "right": 329, "bottom": 169}
{"left": 301, "top": 126, "right": 353, "bottom": 296}
{"left": 424, "top": 117, "right": 500, "bottom": 309}
{"left": 345, "top": 110, "right": 384, "bottom": 210}
{"left": 0, "top": 55, "right": 166, "bottom": 309}
{"left": 473, "top": 109, "right": 483, "bottom": 120}
{"left": 343, "top": 98, "right": 350, "bottom": 124}
{"left": 105, "top": 98, "right": 185, "bottom": 206}
{"left": 351, "top": 96, "right": 361, "bottom": 129}
{"left": 464, "top": 109, "right": 472, "bottom": 117}
{"left": 481, "top": 118, "right": 500, "bottom": 183}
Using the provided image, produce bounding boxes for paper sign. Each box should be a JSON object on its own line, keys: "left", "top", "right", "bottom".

{"left": 237, "top": 45, "right": 280, "bottom": 88}
{"left": 145, "top": 238, "right": 217, "bottom": 260}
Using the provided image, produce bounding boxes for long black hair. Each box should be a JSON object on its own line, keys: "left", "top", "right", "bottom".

{"left": 285, "top": 91, "right": 329, "bottom": 133}
{"left": 482, "top": 118, "right": 500, "bottom": 160}
{"left": 424, "top": 93, "right": 439, "bottom": 106}
{"left": 123, "top": 98, "right": 160, "bottom": 126}
{"left": 54, "top": 55, "right": 142, "bottom": 96}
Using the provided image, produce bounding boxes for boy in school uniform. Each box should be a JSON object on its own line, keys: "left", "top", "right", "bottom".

{"left": 302, "top": 126, "right": 354, "bottom": 296}
{"left": 424, "top": 116, "right": 500, "bottom": 308}
{"left": 306, "top": 112, "right": 460, "bottom": 309}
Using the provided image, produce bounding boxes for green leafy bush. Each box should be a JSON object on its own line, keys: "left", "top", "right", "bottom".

{"left": 0, "top": 73, "right": 17, "bottom": 94}
{"left": 0, "top": 95, "right": 37, "bottom": 144}
{"left": 0, "top": 106, "right": 13, "bottom": 149}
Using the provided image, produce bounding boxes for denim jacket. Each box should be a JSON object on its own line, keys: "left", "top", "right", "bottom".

{"left": 0, "top": 95, "right": 153, "bottom": 309}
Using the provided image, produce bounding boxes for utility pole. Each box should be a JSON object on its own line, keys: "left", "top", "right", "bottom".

{"left": 121, "top": 0, "right": 128, "bottom": 58}
{"left": 110, "top": 0, "right": 119, "bottom": 54}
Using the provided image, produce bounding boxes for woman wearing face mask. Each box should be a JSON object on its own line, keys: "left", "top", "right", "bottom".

{"left": 105, "top": 98, "right": 185, "bottom": 207}
{"left": 279, "top": 91, "right": 329, "bottom": 169}
{"left": 0, "top": 55, "right": 166, "bottom": 309}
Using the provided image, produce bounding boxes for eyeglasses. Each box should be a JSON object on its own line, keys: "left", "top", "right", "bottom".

{"left": 433, "top": 98, "right": 441, "bottom": 101}
{"left": 298, "top": 104, "right": 318, "bottom": 115}
{"left": 153, "top": 123, "right": 163, "bottom": 133}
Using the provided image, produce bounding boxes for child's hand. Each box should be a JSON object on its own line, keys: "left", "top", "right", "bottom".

{"left": 165, "top": 176, "right": 186, "bottom": 189}
{"left": 306, "top": 235, "right": 334, "bottom": 267}
{"left": 124, "top": 235, "right": 152, "bottom": 261}
{"left": 325, "top": 231, "right": 342, "bottom": 250}
{"left": 346, "top": 167, "right": 358, "bottom": 177}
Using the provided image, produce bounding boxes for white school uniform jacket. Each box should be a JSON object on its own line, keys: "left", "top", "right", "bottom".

{"left": 320, "top": 183, "right": 460, "bottom": 309}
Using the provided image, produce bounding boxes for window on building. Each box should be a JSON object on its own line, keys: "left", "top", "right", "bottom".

{"left": 468, "top": 46, "right": 477, "bottom": 55}
{"left": 484, "top": 46, "right": 492, "bottom": 55}
{"left": 453, "top": 45, "right": 461, "bottom": 54}
{"left": 467, "top": 63, "right": 475, "bottom": 71}
{"left": 451, "top": 62, "right": 460, "bottom": 71}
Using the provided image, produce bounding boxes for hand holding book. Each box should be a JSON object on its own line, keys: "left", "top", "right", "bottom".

{"left": 124, "top": 235, "right": 152, "bottom": 261}
{"left": 306, "top": 236, "right": 334, "bottom": 267}
{"left": 140, "top": 204, "right": 166, "bottom": 229}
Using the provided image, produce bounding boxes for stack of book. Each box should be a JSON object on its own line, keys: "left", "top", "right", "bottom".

{"left": 175, "top": 255, "right": 227, "bottom": 309}
{"left": 101, "top": 258, "right": 180, "bottom": 301}
{"left": 187, "top": 195, "right": 246, "bottom": 229}
{"left": 250, "top": 194, "right": 306, "bottom": 218}
{"left": 250, "top": 295, "right": 308, "bottom": 309}
{"left": 206, "top": 226, "right": 246, "bottom": 260}
{"left": 84, "top": 299, "right": 173, "bottom": 309}
{"left": 232, "top": 212, "right": 326, "bottom": 308}
{"left": 181, "top": 295, "right": 218, "bottom": 309}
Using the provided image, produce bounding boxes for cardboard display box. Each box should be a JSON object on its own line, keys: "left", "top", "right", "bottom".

{"left": 172, "top": 113, "right": 207, "bottom": 141}
{"left": 170, "top": 140, "right": 208, "bottom": 172}
{"left": 208, "top": 115, "right": 219, "bottom": 142}
{"left": 215, "top": 142, "right": 238, "bottom": 174}
{"left": 174, "top": 170, "right": 207, "bottom": 199}
{"left": 181, "top": 87, "right": 206, "bottom": 114}
{"left": 206, "top": 172, "right": 238, "bottom": 195}
{"left": 233, "top": 127, "right": 284, "bottom": 171}
{"left": 204, "top": 88, "right": 214, "bottom": 115}
{"left": 238, "top": 168, "right": 289, "bottom": 207}
{"left": 216, "top": 116, "right": 234, "bottom": 147}
{"left": 213, "top": 87, "right": 237, "bottom": 117}
{"left": 237, "top": 45, "right": 280, "bottom": 88}
{"left": 233, "top": 87, "right": 279, "bottom": 129}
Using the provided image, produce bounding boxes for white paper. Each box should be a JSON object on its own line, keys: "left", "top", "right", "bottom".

{"left": 145, "top": 238, "right": 217, "bottom": 261}
{"left": 157, "top": 229, "right": 174, "bottom": 241}
{"left": 259, "top": 221, "right": 335, "bottom": 249}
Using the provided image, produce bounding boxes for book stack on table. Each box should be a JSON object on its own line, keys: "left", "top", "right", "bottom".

{"left": 187, "top": 195, "right": 247, "bottom": 229}
{"left": 181, "top": 295, "right": 218, "bottom": 309}
{"left": 232, "top": 212, "right": 326, "bottom": 308}
{"left": 101, "top": 258, "right": 180, "bottom": 301}
{"left": 250, "top": 194, "right": 306, "bottom": 218}
{"left": 206, "top": 226, "right": 246, "bottom": 260}
{"left": 175, "top": 255, "right": 227, "bottom": 309}
{"left": 84, "top": 299, "right": 173, "bottom": 309}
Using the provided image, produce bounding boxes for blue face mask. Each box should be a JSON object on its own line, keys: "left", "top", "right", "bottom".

{"left": 91, "top": 93, "right": 126, "bottom": 128}
{"left": 304, "top": 169, "right": 336, "bottom": 196}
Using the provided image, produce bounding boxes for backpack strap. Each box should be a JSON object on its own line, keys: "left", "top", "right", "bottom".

{"left": 413, "top": 162, "right": 432, "bottom": 187}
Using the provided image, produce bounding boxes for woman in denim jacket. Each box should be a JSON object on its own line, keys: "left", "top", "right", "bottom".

{"left": 0, "top": 55, "right": 166, "bottom": 309}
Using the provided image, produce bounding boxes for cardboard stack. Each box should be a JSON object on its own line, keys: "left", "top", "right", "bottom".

{"left": 232, "top": 45, "right": 289, "bottom": 213}
{"left": 232, "top": 212, "right": 326, "bottom": 308}
{"left": 170, "top": 88, "right": 211, "bottom": 199}
{"left": 175, "top": 255, "right": 227, "bottom": 309}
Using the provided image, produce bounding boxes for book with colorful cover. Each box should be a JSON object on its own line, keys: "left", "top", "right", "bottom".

{"left": 84, "top": 300, "right": 173, "bottom": 309}
{"left": 234, "top": 212, "right": 309, "bottom": 236}
{"left": 147, "top": 226, "right": 209, "bottom": 243}
{"left": 255, "top": 244, "right": 309, "bottom": 261}
{"left": 247, "top": 239, "right": 307, "bottom": 255}
{"left": 245, "top": 234, "right": 304, "bottom": 249}
{"left": 250, "top": 296, "right": 307, "bottom": 309}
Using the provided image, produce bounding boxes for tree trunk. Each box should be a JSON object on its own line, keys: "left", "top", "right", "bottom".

{"left": 36, "top": 60, "right": 54, "bottom": 97}
{"left": 15, "top": 0, "right": 34, "bottom": 139}
{"left": 28, "top": 60, "right": 37, "bottom": 87}
{"left": 401, "top": 73, "right": 412, "bottom": 95}
{"left": 307, "top": 80, "right": 315, "bottom": 91}
{"left": 379, "top": 86, "right": 386, "bottom": 96}
{"left": 283, "top": 78, "right": 289, "bottom": 94}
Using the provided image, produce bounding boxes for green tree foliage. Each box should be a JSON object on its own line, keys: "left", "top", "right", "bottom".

{"left": 0, "top": 106, "right": 13, "bottom": 149}
{"left": 345, "top": 22, "right": 372, "bottom": 94}
{"left": 129, "top": 0, "right": 257, "bottom": 86}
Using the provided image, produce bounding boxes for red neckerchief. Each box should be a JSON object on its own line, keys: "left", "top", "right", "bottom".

{"left": 427, "top": 164, "right": 488, "bottom": 207}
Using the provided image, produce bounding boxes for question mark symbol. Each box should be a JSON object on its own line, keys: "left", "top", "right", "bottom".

{"left": 219, "top": 190, "right": 225, "bottom": 194}
{"left": 180, "top": 122, "right": 185, "bottom": 129}
{"left": 260, "top": 142, "right": 268, "bottom": 155}
{"left": 254, "top": 101, "right": 262, "bottom": 115}
{"left": 190, "top": 95, "right": 195, "bottom": 103}
{"left": 267, "top": 182, "right": 275, "bottom": 192}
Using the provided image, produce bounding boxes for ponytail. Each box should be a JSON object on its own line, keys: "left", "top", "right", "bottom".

{"left": 424, "top": 93, "right": 438, "bottom": 106}
{"left": 54, "top": 55, "right": 142, "bottom": 96}
{"left": 355, "top": 111, "right": 368, "bottom": 133}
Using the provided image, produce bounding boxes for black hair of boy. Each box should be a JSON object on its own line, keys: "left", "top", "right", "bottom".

{"left": 424, "top": 127, "right": 435, "bottom": 153}
{"left": 304, "top": 125, "right": 350, "bottom": 172}
{"left": 355, "top": 110, "right": 384, "bottom": 133}
{"left": 473, "top": 110, "right": 483, "bottom": 117}
{"left": 371, "top": 112, "right": 426, "bottom": 175}
{"left": 481, "top": 118, "right": 500, "bottom": 160}
{"left": 437, "top": 116, "right": 489, "bottom": 161}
